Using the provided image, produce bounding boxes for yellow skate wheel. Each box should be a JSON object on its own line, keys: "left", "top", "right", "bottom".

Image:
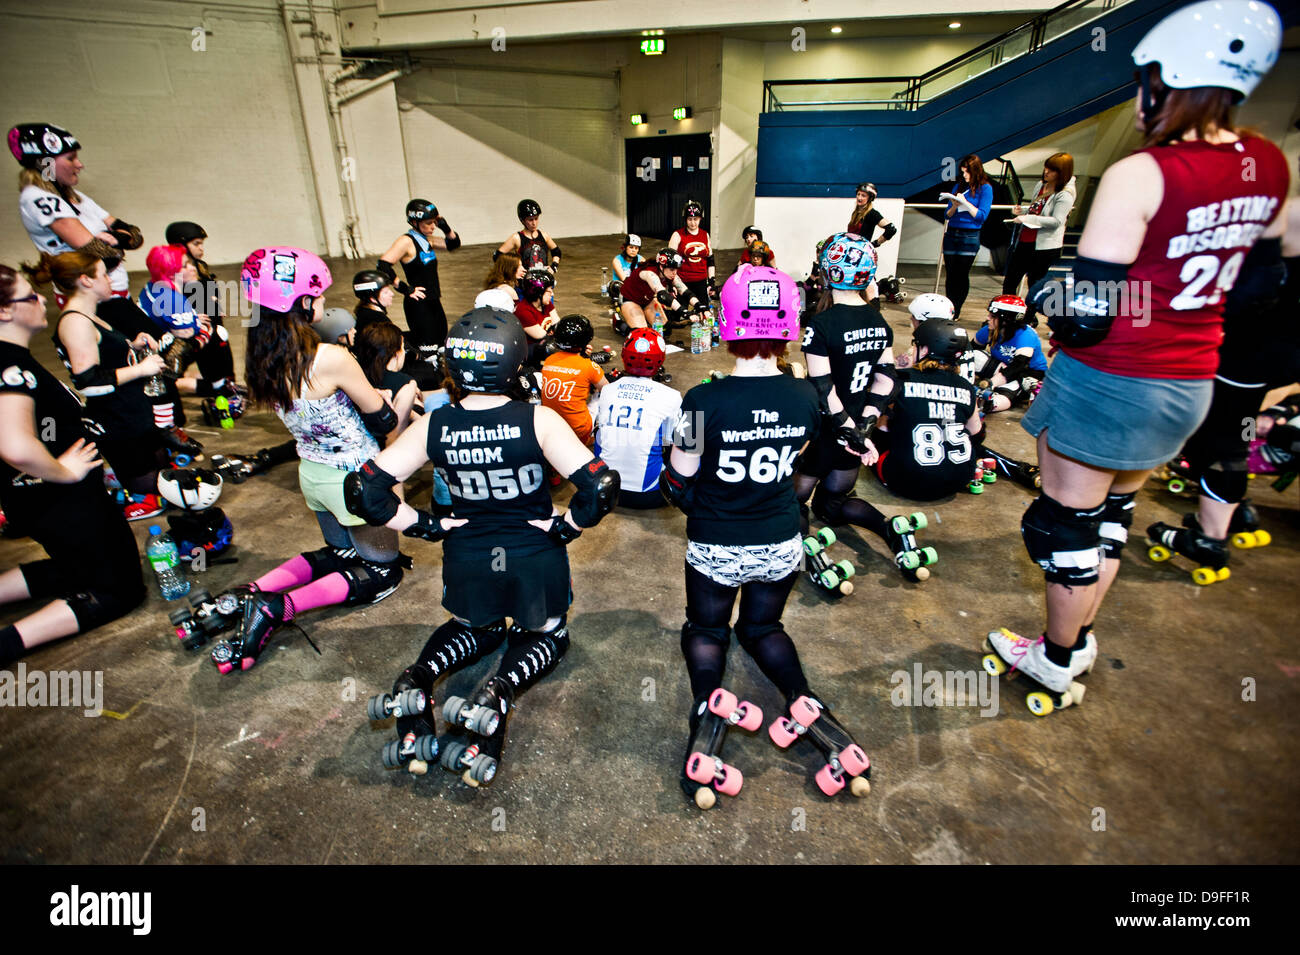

{"left": 1216, "top": 567, "right": 1230, "bottom": 581}
{"left": 1191, "top": 567, "right": 1217, "bottom": 586}
{"left": 1232, "top": 532, "right": 1256, "bottom": 549}
{"left": 981, "top": 653, "right": 1008, "bottom": 677}
{"left": 1025, "top": 692, "right": 1054, "bottom": 717}
{"left": 1148, "top": 545, "right": 1171, "bottom": 562}
{"left": 1254, "top": 530, "right": 1272, "bottom": 546}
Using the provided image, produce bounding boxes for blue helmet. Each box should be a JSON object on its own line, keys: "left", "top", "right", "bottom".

{"left": 818, "top": 232, "right": 878, "bottom": 290}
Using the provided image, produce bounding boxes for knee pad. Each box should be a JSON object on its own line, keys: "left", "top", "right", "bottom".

{"left": 66, "top": 586, "right": 145, "bottom": 632}
{"left": 341, "top": 557, "right": 403, "bottom": 606}
{"left": 681, "top": 620, "right": 730, "bottom": 654}
{"left": 1098, "top": 491, "right": 1136, "bottom": 560}
{"left": 1199, "top": 456, "right": 1249, "bottom": 504}
{"left": 811, "top": 488, "right": 852, "bottom": 526}
{"left": 302, "top": 544, "right": 357, "bottom": 579}
{"left": 1021, "top": 494, "right": 1103, "bottom": 586}
{"left": 734, "top": 620, "right": 787, "bottom": 654}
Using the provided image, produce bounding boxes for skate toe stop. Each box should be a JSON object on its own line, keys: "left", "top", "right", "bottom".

{"left": 407, "top": 759, "right": 429, "bottom": 776}
{"left": 849, "top": 776, "right": 871, "bottom": 798}
{"left": 693, "top": 787, "right": 717, "bottom": 810}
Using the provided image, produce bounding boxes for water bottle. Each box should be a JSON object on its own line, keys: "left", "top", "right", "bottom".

{"left": 690, "top": 321, "right": 701, "bottom": 354}
{"left": 652, "top": 315, "right": 665, "bottom": 337}
{"left": 143, "top": 371, "right": 166, "bottom": 398}
{"left": 146, "top": 525, "right": 190, "bottom": 600}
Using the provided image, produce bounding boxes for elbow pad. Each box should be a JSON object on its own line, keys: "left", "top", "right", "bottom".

{"left": 567, "top": 458, "right": 620, "bottom": 527}
{"left": 375, "top": 259, "right": 397, "bottom": 281}
{"left": 71, "top": 364, "right": 117, "bottom": 396}
{"left": 1000, "top": 354, "right": 1034, "bottom": 381}
{"left": 444, "top": 234, "right": 461, "bottom": 252}
{"left": 706, "top": 253, "right": 716, "bottom": 268}
{"left": 880, "top": 222, "right": 898, "bottom": 243}
{"left": 549, "top": 244, "right": 561, "bottom": 265}
{"left": 656, "top": 289, "right": 675, "bottom": 307}
{"left": 360, "top": 402, "right": 398, "bottom": 437}
{"left": 1225, "top": 238, "right": 1284, "bottom": 315}
{"left": 344, "top": 459, "right": 400, "bottom": 524}
{"left": 809, "top": 373, "right": 833, "bottom": 414}
{"left": 492, "top": 250, "right": 503, "bottom": 261}
{"left": 1029, "top": 256, "right": 1129, "bottom": 348}
{"left": 661, "top": 455, "right": 697, "bottom": 514}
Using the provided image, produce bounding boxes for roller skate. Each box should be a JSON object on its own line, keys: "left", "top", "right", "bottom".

{"left": 682, "top": 687, "right": 764, "bottom": 810}
{"left": 1146, "top": 515, "right": 1230, "bottom": 586}
{"left": 118, "top": 491, "right": 166, "bottom": 522}
{"left": 769, "top": 695, "right": 871, "bottom": 798}
{"left": 177, "top": 586, "right": 247, "bottom": 649}
{"left": 162, "top": 426, "right": 204, "bottom": 462}
{"left": 802, "top": 527, "right": 855, "bottom": 595}
{"left": 591, "top": 345, "right": 614, "bottom": 365}
{"left": 883, "top": 511, "right": 937, "bottom": 582}
{"left": 981, "top": 627, "right": 1094, "bottom": 717}
{"left": 981, "top": 447, "right": 1042, "bottom": 490}
{"left": 1225, "top": 499, "right": 1271, "bottom": 550}
{"left": 367, "top": 663, "right": 439, "bottom": 775}
{"left": 439, "top": 676, "right": 513, "bottom": 786}
{"left": 965, "top": 458, "right": 998, "bottom": 494}
{"left": 209, "top": 590, "right": 311, "bottom": 673}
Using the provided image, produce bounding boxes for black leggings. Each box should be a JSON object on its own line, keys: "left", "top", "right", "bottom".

{"left": 681, "top": 562, "right": 809, "bottom": 709}
{"left": 403, "top": 288, "right": 448, "bottom": 353}
{"left": 943, "top": 254, "right": 976, "bottom": 320}
{"left": 1002, "top": 243, "right": 1061, "bottom": 297}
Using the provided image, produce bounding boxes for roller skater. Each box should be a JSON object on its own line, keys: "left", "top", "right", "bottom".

{"left": 496, "top": 199, "right": 560, "bottom": 274}
{"left": 346, "top": 307, "right": 619, "bottom": 784}
{"left": 378, "top": 198, "right": 460, "bottom": 364}
{"left": 971, "top": 295, "right": 1047, "bottom": 415}
{"left": 664, "top": 264, "right": 870, "bottom": 806}
{"left": 1002, "top": 0, "right": 1286, "bottom": 703}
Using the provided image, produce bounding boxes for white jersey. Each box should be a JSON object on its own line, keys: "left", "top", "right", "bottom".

{"left": 473, "top": 286, "right": 516, "bottom": 312}
{"left": 18, "top": 185, "right": 129, "bottom": 292}
{"left": 594, "top": 376, "right": 682, "bottom": 493}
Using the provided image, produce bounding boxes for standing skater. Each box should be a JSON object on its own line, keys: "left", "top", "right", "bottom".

{"left": 669, "top": 198, "right": 715, "bottom": 307}
{"left": 847, "top": 182, "right": 898, "bottom": 249}
{"left": 497, "top": 199, "right": 560, "bottom": 274}
{"left": 663, "top": 264, "right": 871, "bottom": 808}
{"left": 378, "top": 199, "right": 460, "bottom": 364}
{"left": 208, "top": 247, "right": 403, "bottom": 674}
{"left": 348, "top": 307, "right": 618, "bottom": 784}
{"left": 986, "top": 0, "right": 1287, "bottom": 713}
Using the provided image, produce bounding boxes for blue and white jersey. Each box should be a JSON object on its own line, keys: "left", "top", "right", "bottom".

{"left": 593, "top": 376, "right": 681, "bottom": 493}
{"left": 974, "top": 324, "right": 1048, "bottom": 372}
{"left": 139, "top": 282, "right": 201, "bottom": 335}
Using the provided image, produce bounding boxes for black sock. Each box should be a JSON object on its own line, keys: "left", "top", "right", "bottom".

{"left": 1044, "top": 634, "right": 1073, "bottom": 667}
{"left": 1075, "top": 624, "right": 1092, "bottom": 648}
{"left": 0, "top": 624, "right": 28, "bottom": 668}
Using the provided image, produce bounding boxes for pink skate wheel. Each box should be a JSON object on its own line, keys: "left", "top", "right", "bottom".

{"left": 735, "top": 702, "right": 763, "bottom": 733}
{"left": 708, "top": 687, "right": 738, "bottom": 717}
{"left": 685, "top": 752, "right": 715, "bottom": 785}
{"left": 839, "top": 744, "right": 870, "bottom": 776}
{"left": 790, "top": 696, "right": 820, "bottom": 726}
{"left": 216, "top": 661, "right": 233, "bottom": 675}
{"left": 769, "top": 716, "right": 799, "bottom": 748}
{"left": 816, "top": 764, "right": 846, "bottom": 796}
{"left": 715, "top": 764, "right": 743, "bottom": 797}
{"left": 241, "top": 657, "right": 256, "bottom": 671}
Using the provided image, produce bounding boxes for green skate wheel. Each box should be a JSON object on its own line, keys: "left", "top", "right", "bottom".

{"left": 834, "top": 560, "right": 854, "bottom": 580}
{"left": 909, "top": 511, "right": 927, "bottom": 531}
{"left": 898, "top": 551, "right": 921, "bottom": 571}
{"left": 890, "top": 515, "right": 911, "bottom": 534}
{"left": 803, "top": 537, "right": 824, "bottom": 557}
{"left": 921, "top": 547, "right": 938, "bottom": 566}
{"left": 982, "top": 471, "right": 997, "bottom": 484}
{"left": 816, "top": 527, "right": 836, "bottom": 547}
{"left": 817, "top": 570, "right": 838, "bottom": 590}
{"left": 968, "top": 482, "right": 984, "bottom": 495}
{"left": 1168, "top": 478, "right": 1185, "bottom": 494}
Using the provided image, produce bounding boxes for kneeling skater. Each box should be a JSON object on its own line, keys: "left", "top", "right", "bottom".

{"left": 663, "top": 265, "right": 871, "bottom": 808}
{"left": 347, "top": 307, "right": 618, "bottom": 785}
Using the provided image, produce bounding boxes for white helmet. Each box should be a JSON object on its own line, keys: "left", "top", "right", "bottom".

{"left": 908, "top": 293, "right": 955, "bottom": 323}
{"left": 1132, "top": 0, "right": 1281, "bottom": 102}
{"left": 157, "top": 468, "right": 223, "bottom": 511}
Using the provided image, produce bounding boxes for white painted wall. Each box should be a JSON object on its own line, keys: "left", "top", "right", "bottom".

{"left": 752, "top": 196, "right": 904, "bottom": 283}
{"left": 0, "top": 0, "right": 325, "bottom": 270}
{"left": 338, "top": 81, "right": 414, "bottom": 258}
{"left": 717, "top": 38, "right": 764, "bottom": 249}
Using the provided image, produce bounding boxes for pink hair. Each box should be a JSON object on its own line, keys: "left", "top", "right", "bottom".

{"left": 145, "top": 244, "right": 187, "bottom": 288}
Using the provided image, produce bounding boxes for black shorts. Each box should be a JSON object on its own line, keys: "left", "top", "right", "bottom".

{"left": 618, "top": 487, "right": 666, "bottom": 509}
{"left": 875, "top": 449, "right": 974, "bottom": 501}
{"left": 441, "top": 539, "right": 572, "bottom": 630}
{"left": 797, "top": 424, "right": 861, "bottom": 478}
{"left": 98, "top": 432, "right": 169, "bottom": 485}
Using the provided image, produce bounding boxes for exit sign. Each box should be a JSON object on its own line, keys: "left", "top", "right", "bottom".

{"left": 640, "top": 38, "right": 664, "bottom": 55}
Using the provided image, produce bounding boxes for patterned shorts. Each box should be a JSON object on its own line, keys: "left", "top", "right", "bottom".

{"left": 686, "top": 535, "right": 804, "bottom": 588}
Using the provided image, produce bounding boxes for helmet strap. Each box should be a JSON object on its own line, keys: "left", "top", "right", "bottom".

{"left": 1138, "top": 64, "right": 1167, "bottom": 135}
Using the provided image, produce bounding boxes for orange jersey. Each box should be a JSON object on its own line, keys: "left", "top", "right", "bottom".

{"left": 541, "top": 350, "right": 602, "bottom": 441}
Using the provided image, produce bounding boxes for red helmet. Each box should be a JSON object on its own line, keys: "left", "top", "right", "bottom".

{"left": 621, "top": 328, "right": 666, "bottom": 377}
{"left": 988, "top": 294, "right": 1027, "bottom": 324}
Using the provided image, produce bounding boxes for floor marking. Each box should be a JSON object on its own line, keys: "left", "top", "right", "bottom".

{"left": 101, "top": 700, "right": 143, "bottom": 720}
{"left": 138, "top": 709, "right": 199, "bottom": 865}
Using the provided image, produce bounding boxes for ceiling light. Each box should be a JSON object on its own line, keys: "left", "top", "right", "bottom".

{"left": 831, "top": 26, "right": 842, "bottom": 34}
{"left": 949, "top": 22, "right": 961, "bottom": 29}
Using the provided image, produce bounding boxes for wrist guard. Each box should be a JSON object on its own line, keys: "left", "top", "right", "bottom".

{"left": 546, "top": 514, "right": 582, "bottom": 545}
{"left": 402, "top": 509, "right": 447, "bottom": 542}
{"left": 661, "top": 455, "right": 697, "bottom": 514}
{"left": 109, "top": 220, "right": 143, "bottom": 250}
{"left": 837, "top": 416, "right": 878, "bottom": 455}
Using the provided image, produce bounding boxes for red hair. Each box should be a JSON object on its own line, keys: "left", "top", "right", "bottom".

{"left": 145, "top": 244, "right": 187, "bottom": 287}
{"left": 727, "top": 339, "right": 789, "bottom": 360}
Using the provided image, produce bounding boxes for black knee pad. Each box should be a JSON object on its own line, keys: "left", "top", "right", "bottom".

{"left": 1199, "top": 456, "right": 1249, "bottom": 505}
{"left": 734, "top": 620, "right": 787, "bottom": 654}
{"left": 811, "top": 488, "right": 852, "bottom": 526}
{"left": 66, "top": 585, "right": 145, "bottom": 632}
{"left": 302, "top": 545, "right": 358, "bottom": 579}
{"left": 681, "top": 620, "right": 730, "bottom": 655}
{"left": 341, "top": 557, "right": 403, "bottom": 606}
{"left": 1098, "top": 491, "right": 1137, "bottom": 560}
{"left": 1021, "top": 494, "right": 1104, "bottom": 586}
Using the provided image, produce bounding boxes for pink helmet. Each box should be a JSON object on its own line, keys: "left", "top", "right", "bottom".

{"left": 718, "top": 265, "right": 800, "bottom": 342}
{"left": 240, "top": 247, "right": 332, "bottom": 313}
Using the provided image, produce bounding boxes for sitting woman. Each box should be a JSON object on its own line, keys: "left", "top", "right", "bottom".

{"left": 971, "top": 294, "right": 1047, "bottom": 413}
{"left": 607, "top": 233, "right": 643, "bottom": 311}
{"left": 474, "top": 254, "right": 524, "bottom": 312}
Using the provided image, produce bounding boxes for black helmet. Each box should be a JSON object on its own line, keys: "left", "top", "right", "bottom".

{"left": 517, "top": 199, "right": 541, "bottom": 221}
{"left": 518, "top": 267, "right": 555, "bottom": 303}
{"left": 352, "top": 269, "right": 392, "bottom": 300}
{"left": 7, "top": 123, "right": 80, "bottom": 168}
{"left": 165, "top": 221, "right": 207, "bottom": 246}
{"left": 857, "top": 182, "right": 878, "bottom": 199}
{"left": 656, "top": 248, "right": 683, "bottom": 270}
{"left": 683, "top": 198, "right": 703, "bottom": 219}
{"left": 406, "top": 199, "right": 437, "bottom": 225}
{"left": 553, "top": 315, "right": 594, "bottom": 352}
{"left": 445, "top": 307, "right": 529, "bottom": 394}
{"left": 913, "top": 320, "right": 970, "bottom": 363}
{"left": 742, "top": 224, "right": 762, "bottom": 242}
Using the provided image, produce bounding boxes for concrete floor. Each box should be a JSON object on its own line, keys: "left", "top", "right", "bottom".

{"left": 1, "top": 235, "right": 1297, "bottom": 864}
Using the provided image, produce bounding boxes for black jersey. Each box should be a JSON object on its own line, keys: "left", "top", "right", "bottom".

{"left": 400, "top": 230, "right": 442, "bottom": 299}
{"left": 426, "top": 400, "right": 554, "bottom": 554}
{"left": 801, "top": 301, "right": 893, "bottom": 421}
{"left": 0, "top": 342, "right": 104, "bottom": 512}
{"left": 517, "top": 230, "right": 550, "bottom": 270}
{"left": 674, "top": 374, "right": 820, "bottom": 546}
{"left": 883, "top": 366, "right": 978, "bottom": 493}
{"left": 53, "top": 311, "right": 154, "bottom": 439}
{"left": 848, "top": 207, "right": 883, "bottom": 238}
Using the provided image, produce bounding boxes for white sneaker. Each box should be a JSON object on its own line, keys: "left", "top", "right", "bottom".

{"left": 986, "top": 629, "right": 1095, "bottom": 694}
